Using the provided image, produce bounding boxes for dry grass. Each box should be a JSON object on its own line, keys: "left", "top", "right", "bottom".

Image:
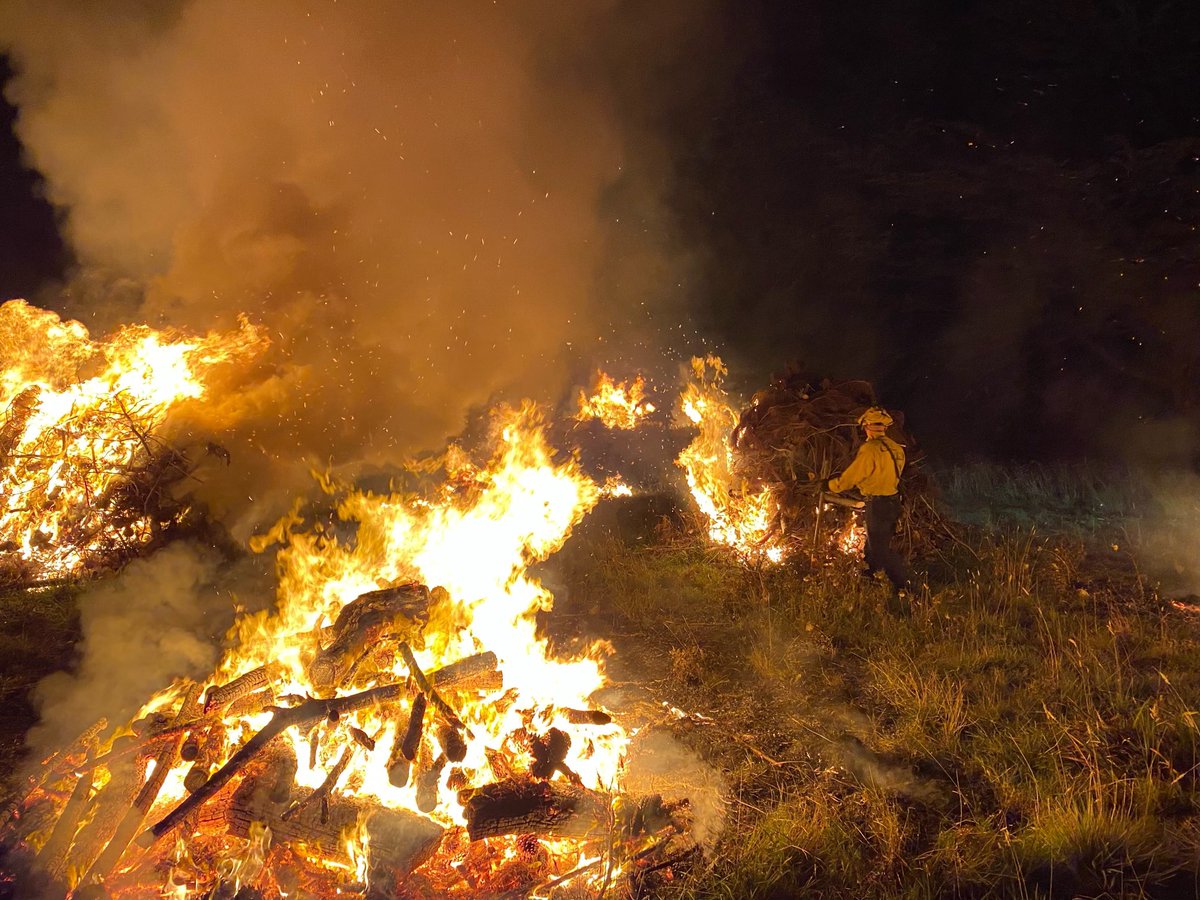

{"left": 561, "top": 473, "right": 1200, "bottom": 898}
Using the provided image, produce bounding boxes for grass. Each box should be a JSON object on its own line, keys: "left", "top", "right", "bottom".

{"left": 0, "top": 583, "right": 80, "bottom": 795}
{"left": 555, "top": 478, "right": 1200, "bottom": 898}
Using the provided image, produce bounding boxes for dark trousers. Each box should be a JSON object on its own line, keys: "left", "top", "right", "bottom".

{"left": 864, "top": 494, "right": 908, "bottom": 589}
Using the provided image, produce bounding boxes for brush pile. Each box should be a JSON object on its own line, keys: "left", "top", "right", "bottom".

{"left": 730, "top": 364, "right": 942, "bottom": 555}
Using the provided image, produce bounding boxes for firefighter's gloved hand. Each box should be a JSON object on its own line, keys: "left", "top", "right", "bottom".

{"left": 824, "top": 479, "right": 837, "bottom": 492}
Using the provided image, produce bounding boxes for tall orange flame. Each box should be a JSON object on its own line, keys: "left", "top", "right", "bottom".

{"left": 146, "top": 403, "right": 627, "bottom": 846}
{"left": 676, "top": 356, "right": 786, "bottom": 564}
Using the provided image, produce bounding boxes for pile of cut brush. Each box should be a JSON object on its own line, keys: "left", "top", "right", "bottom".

{"left": 731, "top": 364, "right": 944, "bottom": 556}
{"left": 0, "top": 584, "right": 695, "bottom": 899}
{"left": 0, "top": 385, "right": 212, "bottom": 586}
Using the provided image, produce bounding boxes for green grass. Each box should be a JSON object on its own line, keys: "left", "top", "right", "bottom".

{"left": 0, "top": 583, "right": 80, "bottom": 791}
{"left": 560, "top": 495, "right": 1200, "bottom": 899}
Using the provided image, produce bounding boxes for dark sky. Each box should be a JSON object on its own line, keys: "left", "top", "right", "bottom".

{"left": 2, "top": 1, "right": 1199, "bottom": 469}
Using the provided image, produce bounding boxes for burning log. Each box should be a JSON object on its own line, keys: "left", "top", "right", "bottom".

{"left": 414, "top": 745, "right": 447, "bottom": 814}
{"left": 65, "top": 739, "right": 149, "bottom": 882}
{"left": 79, "top": 683, "right": 205, "bottom": 885}
{"left": 401, "top": 693, "right": 428, "bottom": 762}
{"left": 34, "top": 763, "right": 94, "bottom": 881}
{"left": 183, "top": 724, "right": 225, "bottom": 794}
{"left": 399, "top": 641, "right": 470, "bottom": 736}
{"left": 144, "top": 680, "right": 411, "bottom": 843}
{"left": 204, "top": 664, "right": 279, "bottom": 712}
{"left": 437, "top": 722, "right": 467, "bottom": 763}
{"left": 227, "top": 776, "right": 444, "bottom": 885}
{"left": 428, "top": 650, "right": 501, "bottom": 693}
{"left": 385, "top": 693, "right": 426, "bottom": 788}
{"left": 462, "top": 779, "right": 611, "bottom": 841}
{"left": 308, "top": 584, "right": 435, "bottom": 693}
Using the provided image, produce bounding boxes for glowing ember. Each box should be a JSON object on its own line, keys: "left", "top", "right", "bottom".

{"left": 676, "top": 356, "right": 786, "bottom": 564}
{"left": 575, "top": 372, "right": 656, "bottom": 430}
{"left": 0, "top": 299, "right": 265, "bottom": 578}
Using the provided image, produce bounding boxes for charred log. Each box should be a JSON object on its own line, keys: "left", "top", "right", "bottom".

{"left": 401, "top": 693, "right": 427, "bottom": 762}
{"left": 307, "top": 584, "right": 434, "bottom": 694}
{"left": 437, "top": 723, "right": 467, "bottom": 763}
{"left": 462, "top": 779, "right": 610, "bottom": 841}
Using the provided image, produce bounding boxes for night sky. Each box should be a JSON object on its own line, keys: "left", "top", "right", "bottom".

{"left": 1, "top": 2, "right": 1198, "bottom": 470}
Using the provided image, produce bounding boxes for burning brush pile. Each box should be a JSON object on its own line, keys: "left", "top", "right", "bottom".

{"left": 730, "top": 362, "right": 942, "bottom": 557}
{"left": 0, "top": 300, "right": 264, "bottom": 584}
{"left": 1, "top": 404, "right": 697, "bottom": 899}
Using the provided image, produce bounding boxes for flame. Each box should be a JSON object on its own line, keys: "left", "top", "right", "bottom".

{"left": 836, "top": 518, "right": 866, "bottom": 555}
{"left": 117, "top": 402, "right": 632, "bottom": 895}
{"left": 676, "top": 356, "right": 785, "bottom": 563}
{"left": 0, "top": 299, "right": 265, "bottom": 578}
{"left": 575, "top": 372, "right": 656, "bottom": 430}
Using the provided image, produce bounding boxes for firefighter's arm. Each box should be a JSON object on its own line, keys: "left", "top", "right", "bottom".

{"left": 826, "top": 445, "right": 877, "bottom": 493}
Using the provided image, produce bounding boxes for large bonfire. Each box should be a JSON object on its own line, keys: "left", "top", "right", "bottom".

{"left": 2, "top": 316, "right": 873, "bottom": 897}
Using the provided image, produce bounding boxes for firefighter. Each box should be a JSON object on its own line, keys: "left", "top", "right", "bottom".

{"left": 826, "top": 406, "right": 910, "bottom": 596}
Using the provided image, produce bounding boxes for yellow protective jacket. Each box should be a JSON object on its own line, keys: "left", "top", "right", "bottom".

{"left": 827, "top": 436, "right": 906, "bottom": 497}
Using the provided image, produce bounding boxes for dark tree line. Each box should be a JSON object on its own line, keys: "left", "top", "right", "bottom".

{"left": 667, "top": 0, "right": 1200, "bottom": 464}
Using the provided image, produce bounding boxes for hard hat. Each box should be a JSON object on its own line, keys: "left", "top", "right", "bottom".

{"left": 857, "top": 406, "right": 893, "bottom": 428}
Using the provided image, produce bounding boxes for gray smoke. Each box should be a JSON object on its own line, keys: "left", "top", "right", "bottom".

{"left": 27, "top": 542, "right": 271, "bottom": 759}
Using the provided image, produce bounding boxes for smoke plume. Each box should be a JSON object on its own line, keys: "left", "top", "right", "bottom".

{"left": 27, "top": 542, "right": 271, "bottom": 760}
{"left": 0, "top": 0, "right": 729, "bottom": 532}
